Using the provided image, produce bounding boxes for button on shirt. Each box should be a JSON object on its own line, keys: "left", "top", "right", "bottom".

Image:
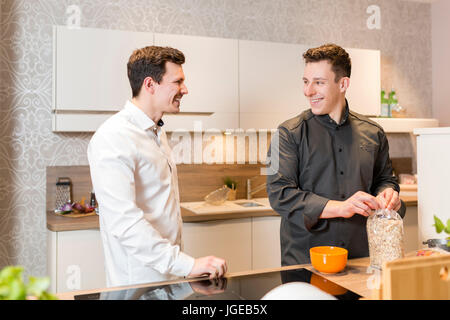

{"left": 88, "top": 101, "right": 194, "bottom": 287}
{"left": 267, "top": 102, "right": 404, "bottom": 265}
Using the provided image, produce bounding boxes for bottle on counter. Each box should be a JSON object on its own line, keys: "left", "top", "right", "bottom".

{"left": 387, "top": 88, "right": 398, "bottom": 118}
{"left": 90, "top": 190, "right": 99, "bottom": 214}
{"left": 380, "top": 88, "right": 390, "bottom": 117}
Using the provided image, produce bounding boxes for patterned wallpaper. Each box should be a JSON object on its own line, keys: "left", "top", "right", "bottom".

{"left": 0, "top": 0, "right": 431, "bottom": 276}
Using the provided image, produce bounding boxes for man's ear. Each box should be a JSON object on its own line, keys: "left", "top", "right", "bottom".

{"left": 339, "top": 77, "right": 350, "bottom": 92}
{"left": 142, "top": 76, "right": 155, "bottom": 94}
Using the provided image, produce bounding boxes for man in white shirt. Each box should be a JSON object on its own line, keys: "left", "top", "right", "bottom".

{"left": 88, "top": 46, "right": 227, "bottom": 288}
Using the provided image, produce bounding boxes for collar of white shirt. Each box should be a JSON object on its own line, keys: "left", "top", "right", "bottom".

{"left": 123, "top": 100, "right": 164, "bottom": 136}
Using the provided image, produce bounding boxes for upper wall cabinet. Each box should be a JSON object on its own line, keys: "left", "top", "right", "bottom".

{"left": 52, "top": 26, "right": 382, "bottom": 132}
{"left": 239, "top": 40, "right": 381, "bottom": 130}
{"left": 239, "top": 40, "right": 310, "bottom": 130}
{"left": 52, "top": 26, "right": 153, "bottom": 131}
{"left": 344, "top": 47, "right": 380, "bottom": 117}
{"left": 154, "top": 33, "right": 239, "bottom": 131}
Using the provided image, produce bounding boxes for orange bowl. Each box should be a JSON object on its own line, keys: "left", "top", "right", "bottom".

{"left": 310, "top": 246, "right": 348, "bottom": 274}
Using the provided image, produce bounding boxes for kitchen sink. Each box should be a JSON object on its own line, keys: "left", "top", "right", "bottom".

{"left": 236, "top": 201, "right": 263, "bottom": 207}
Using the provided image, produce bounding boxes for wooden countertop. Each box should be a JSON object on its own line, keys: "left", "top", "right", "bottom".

{"left": 47, "top": 195, "right": 418, "bottom": 232}
{"left": 46, "top": 207, "right": 278, "bottom": 232}
{"left": 56, "top": 256, "right": 374, "bottom": 300}
{"left": 47, "top": 211, "right": 99, "bottom": 232}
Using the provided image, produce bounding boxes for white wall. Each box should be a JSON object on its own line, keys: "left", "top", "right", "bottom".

{"left": 432, "top": 0, "right": 450, "bottom": 127}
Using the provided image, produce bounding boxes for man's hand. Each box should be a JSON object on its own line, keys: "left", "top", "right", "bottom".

{"left": 376, "top": 188, "right": 401, "bottom": 211}
{"left": 188, "top": 256, "right": 227, "bottom": 279}
{"left": 321, "top": 191, "right": 383, "bottom": 219}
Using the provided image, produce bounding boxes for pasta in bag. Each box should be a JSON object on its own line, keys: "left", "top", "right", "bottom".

{"left": 367, "top": 209, "right": 405, "bottom": 269}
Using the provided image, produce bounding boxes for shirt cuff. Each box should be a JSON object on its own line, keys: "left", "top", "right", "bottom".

{"left": 303, "top": 196, "right": 329, "bottom": 232}
{"left": 171, "top": 251, "right": 195, "bottom": 277}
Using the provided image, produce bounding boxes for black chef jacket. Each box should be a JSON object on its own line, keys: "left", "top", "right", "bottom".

{"left": 266, "top": 102, "right": 406, "bottom": 265}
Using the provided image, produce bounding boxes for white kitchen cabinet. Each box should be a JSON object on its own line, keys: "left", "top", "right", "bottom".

{"left": 182, "top": 215, "right": 282, "bottom": 273}
{"left": 52, "top": 26, "right": 153, "bottom": 132}
{"left": 154, "top": 33, "right": 239, "bottom": 131}
{"left": 252, "top": 216, "right": 281, "bottom": 270}
{"left": 53, "top": 26, "right": 381, "bottom": 132}
{"left": 414, "top": 127, "right": 450, "bottom": 246}
{"left": 344, "top": 47, "right": 380, "bottom": 117}
{"left": 182, "top": 218, "right": 252, "bottom": 273}
{"left": 239, "top": 41, "right": 381, "bottom": 129}
{"left": 47, "top": 229, "right": 106, "bottom": 293}
{"left": 46, "top": 215, "right": 280, "bottom": 293}
{"left": 239, "top": 40, "right": 309, "bottom": 130}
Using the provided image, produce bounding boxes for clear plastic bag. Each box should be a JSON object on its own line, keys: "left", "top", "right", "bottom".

{"left": 367, "top": 209, "right": 405, "bottom": 269}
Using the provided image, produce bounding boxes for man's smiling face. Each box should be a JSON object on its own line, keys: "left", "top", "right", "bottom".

{"left": 153, "top": 61, "right": 188, "bottom": 114}
{"left": 303, "top": 60, "right": 347, "bottom": 119}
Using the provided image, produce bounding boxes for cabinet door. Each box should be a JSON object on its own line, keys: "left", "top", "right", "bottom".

{"left": 344, "top": 48, "right": 380, "bottom": 116}
{"left": 182, "top": 219, "right": 252, "bottom": 273}
{"left": 53, "top": 26, "right": 153, "bottom": 132}
{"left": 155, "top": 33, "right": 239, "bottom": 131}
{"left": 54, "top": 26, "right": 153, "bottom": 112}
{"left": 54, "top": 230, "right": 106, "bottom": 293}
{"left": 239, "top": 40, "right": 381, "bottom": 129}
{"left": 239, "top": 40, "right": 309, "bottom": 130}
{"left": 252, "top": 216, "right": 281, "bottom": 270}
{"left": 416, "top": 132, "right": 450, "bottom": 245}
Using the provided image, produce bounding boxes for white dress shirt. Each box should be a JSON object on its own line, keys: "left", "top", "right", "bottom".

{"left": 87, "top": 100, "right": 195, "bottom": 288}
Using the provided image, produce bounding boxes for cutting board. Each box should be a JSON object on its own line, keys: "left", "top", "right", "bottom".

{"left": 379, "top": 254, "right": 450, "bottom": 299}
{"left": 180, "top": 198, "right": 271, "bottom": 215}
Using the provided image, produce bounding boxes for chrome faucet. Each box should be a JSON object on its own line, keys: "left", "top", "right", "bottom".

{"left": 247, "top": 176, "right": 267, "bottom": 200}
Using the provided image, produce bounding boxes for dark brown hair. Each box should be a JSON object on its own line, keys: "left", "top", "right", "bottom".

{"left": 127, "top": 46, "right": 185, "bottom": 97}
{"left": 303, "top": 43, "right": 351, "bottom": 82}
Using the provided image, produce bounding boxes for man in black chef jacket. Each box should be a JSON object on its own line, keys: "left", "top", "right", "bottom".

{"left": 266, "top": 43, "right": 406, "bottom": 265}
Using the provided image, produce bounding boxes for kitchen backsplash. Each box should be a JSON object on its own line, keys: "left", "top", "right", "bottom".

{"left": 0, "top": 0, "right": 430, "bottom": 276}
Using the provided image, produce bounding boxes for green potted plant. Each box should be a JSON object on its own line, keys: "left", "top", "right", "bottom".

{"left": 223, "top": 177, "right": 238, "bottom": 201}
{"left": 0, "top": 265, "right": 58, "bottom": 300}
{"left": 423, "top": 215, "right": 450, "bottom": 252}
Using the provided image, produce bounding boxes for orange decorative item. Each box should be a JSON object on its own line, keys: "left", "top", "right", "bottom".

{"left": 310, "top": 246, "right": 348, "bottom": 274}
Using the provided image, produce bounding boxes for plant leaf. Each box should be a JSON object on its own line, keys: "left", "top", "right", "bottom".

{"left": 27, "top": 276, "right": 50, "bottom": 298}
{"left": 0, "top": 284, "right": 10, "bottom": 299}
{"left": 0, "top": 266, "right": 27, "bottom": 300}
{"left": 5, "top": 279, "right": 27, "bottom": 300}
{"left": 445, "top": 219, "right": 450, "bottom": 234}
{"left": 433, "top": 215, "right": 445, "bottom": 233}
{"left": 223, "top": 177, "right": 237, "bottom": 189}
{"left": 0, "top": 266, "right": 56, "bottom": 300}
{"left": 38, "top": 291, "right": 58, "bottom": 300}
{"left": 0, "top": 266, "right": 24, "bottom": 282}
